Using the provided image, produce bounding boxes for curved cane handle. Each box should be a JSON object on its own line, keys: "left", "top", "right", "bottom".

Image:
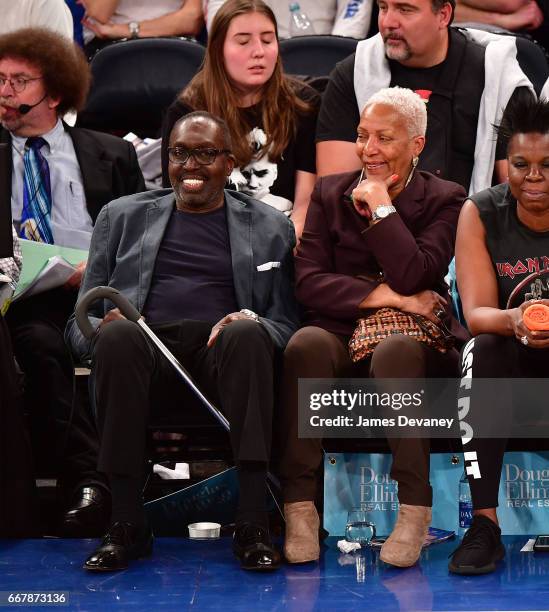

{"left": 75, "top": 286, "right": 141, "bottom": 339}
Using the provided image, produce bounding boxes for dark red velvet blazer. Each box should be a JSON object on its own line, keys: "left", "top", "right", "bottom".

{"left": 295, "top": 169, "right": 467, "bottom": 339}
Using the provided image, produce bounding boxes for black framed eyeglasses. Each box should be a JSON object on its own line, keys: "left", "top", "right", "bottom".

{"left": 167, "top": 147, "right": 231, "bottom": 166}
{"left": 0, "top": 76, "right": 43, "bottom": 93}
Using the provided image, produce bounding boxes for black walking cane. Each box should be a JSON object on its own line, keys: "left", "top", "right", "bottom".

{"left": 76, "top": 286, "right": 231, "bottom": 430}
{"left": 75, "top": 286, "right": 282, "bottom": 511}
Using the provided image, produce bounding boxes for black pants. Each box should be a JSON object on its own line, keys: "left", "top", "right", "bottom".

{"left": 0, "top": 315, "right": 36, "bottom": 536}
{"left": 278, "top": 328, "right": 459, "bottom": 507}
{"left": 91, "top": 318, "right": 275, "bottom": 477}
{"left": 459, "top": 333, "right": 549, "bottom": 509}
{"left": 6, "top": 288, "right": 104, "bottom": 492}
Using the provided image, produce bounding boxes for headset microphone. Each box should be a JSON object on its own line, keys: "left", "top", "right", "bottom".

{"left": 18, "top": 93, "right": 47, "bottom": 115}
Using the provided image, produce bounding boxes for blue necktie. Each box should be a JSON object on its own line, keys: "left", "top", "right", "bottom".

{"left": 20, "top": 136, "right": 54, "bottom": 244}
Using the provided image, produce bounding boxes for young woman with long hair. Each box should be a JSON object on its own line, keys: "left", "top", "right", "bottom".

{"left": 161, "top": 0, "right": 318, "bottom": 240}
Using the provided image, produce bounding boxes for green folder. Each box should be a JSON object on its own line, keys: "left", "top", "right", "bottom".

{"left": 15, "top": 239, "right": 88, "bottom": 299}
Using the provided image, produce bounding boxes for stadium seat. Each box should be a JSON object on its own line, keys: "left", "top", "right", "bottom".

{"left": 279, "top": 35, "right": 359, "bottom": 77}
{"left": 76, "top": 37, "right": 205, "bottom": 138}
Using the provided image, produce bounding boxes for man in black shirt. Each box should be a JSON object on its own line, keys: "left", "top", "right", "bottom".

{"left": 316, "top": 0, "right": 545, "bottom": 192}
{"left": 66, "top": 111, "right": 299, "bottom": 573}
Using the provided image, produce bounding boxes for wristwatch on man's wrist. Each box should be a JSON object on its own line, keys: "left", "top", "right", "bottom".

{"left": 128, "top": 21, "right": 140, "bottom": 38}
{"left": 371, "top": 204, "right": 396, "bottom": 222}
{"left": 240, "top": 308, "right": 260, "bottom": 322}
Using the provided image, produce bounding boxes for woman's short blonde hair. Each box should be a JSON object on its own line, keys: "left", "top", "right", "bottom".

{"left": 363, "top": 87, "right": 427, "bottom": 138}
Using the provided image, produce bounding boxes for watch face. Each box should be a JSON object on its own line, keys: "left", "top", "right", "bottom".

{"left": 372, "top": 205, "right": 396, "bottom": 221}
{"left": 375, "top": 206, "right": 388, "bottom": 218}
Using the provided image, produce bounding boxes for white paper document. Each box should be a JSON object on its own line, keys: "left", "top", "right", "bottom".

{"left": 13, "top": 239, "right": 88, "bottom": 302}
{"left": 13, "top": 255, "right": 76, "bottom": 302}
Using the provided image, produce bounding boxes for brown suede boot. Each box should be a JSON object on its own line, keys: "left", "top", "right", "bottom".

{"left": 380, "top": 504, "right": 431, "bottom": 567}
{"left": 283, "top": 501, "right": 320, "bottom": 563}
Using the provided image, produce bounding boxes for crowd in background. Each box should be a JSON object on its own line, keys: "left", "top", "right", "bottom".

{"left": 0, "top": 0, "right": 549, "bottom": 578}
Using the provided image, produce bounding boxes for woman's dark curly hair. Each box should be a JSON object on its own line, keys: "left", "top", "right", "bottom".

{"left": 0, "top": 28, "right": 90, "bottom": 115}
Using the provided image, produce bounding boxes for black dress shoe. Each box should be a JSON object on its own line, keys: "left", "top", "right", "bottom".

{"left": 60, "top": 486, "right": 110, "bottom": 538}
{"left": 233, "top": 523, "right": 281, "bottom": 571}
{"left": 84, "top": 521, "right": 153, "bottom": 572}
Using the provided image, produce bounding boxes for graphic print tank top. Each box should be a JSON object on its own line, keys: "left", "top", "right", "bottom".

{"left": 472, "top": 183, "right": 549, "bottom": 309}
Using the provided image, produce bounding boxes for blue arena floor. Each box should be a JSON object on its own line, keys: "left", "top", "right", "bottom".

{"left": 0, "top": 536, "right": 548, "bottom": 611}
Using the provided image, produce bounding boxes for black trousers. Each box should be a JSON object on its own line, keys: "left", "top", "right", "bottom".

{"left": 91, "top": 318, "right": 275, "bottom": 477}
{"left": 459, "top": 333, "right": 549, "bottom": 509}
{"left": 6, "top": 288, "right": 104, "bottom": 492}
{"left": 0, "top": 315, "right": 36, "bottom": 537}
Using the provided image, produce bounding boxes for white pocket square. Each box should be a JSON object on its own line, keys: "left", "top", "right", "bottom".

{"left": 256, "top": 261, "right": 281, "bottom": 272}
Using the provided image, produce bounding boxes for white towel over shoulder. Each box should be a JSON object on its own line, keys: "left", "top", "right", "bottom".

{"left": 353, "top": 30, "right": 535, "bottom": 194}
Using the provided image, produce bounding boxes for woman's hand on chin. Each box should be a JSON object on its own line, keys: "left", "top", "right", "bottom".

{"left": 399, "top": 290, "right": 447, "bottom": 324}
{"left": 351, "top": 173, "right": 399, "bottom": 218}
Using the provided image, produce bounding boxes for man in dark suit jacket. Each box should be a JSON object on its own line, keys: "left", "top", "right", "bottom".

{"left": 66, "top": 111, "right": 299, "bottom": 573}
{"left": 0, "top": 27, "right": 145, "bottom": 536}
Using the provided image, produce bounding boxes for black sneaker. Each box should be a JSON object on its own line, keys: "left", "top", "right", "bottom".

{"left": 448, "top": 515, "right": 505, "bottom": 575}
{"left": 233, "top": 523, "right": 281, "bottom": 571}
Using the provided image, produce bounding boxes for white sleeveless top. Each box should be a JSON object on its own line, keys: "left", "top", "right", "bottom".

{"left": 109, "top": 0, "right": 184, "bottom": 24}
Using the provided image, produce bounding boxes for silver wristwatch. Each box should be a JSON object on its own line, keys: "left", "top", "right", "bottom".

{"left": 240, "top": 308, "right": 259, "bottom": 322}
{"left": 371, "top": 204, "right": 396, "bottom": 222}
{"left": 128, "top": 21, "right": 140, "bottom": 38}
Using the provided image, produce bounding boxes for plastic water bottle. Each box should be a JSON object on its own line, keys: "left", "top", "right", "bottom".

{"left": 458, "top": 469, "right": 473, "bottom": 536}
{"left": 289, "top": 2, "right": 315, "bottom": 37}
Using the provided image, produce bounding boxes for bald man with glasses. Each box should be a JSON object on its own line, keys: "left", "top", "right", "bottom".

{"left": 66, "top": 111, "right": 299, "bottom": 573}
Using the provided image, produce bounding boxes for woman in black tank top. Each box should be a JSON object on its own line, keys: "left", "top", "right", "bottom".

{"left": 450, "top": 93, "right": 549, "bottom": 576}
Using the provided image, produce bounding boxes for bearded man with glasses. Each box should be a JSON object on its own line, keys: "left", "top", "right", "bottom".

{"left": 66, "top": 110, "right": 299, "bottom": 572}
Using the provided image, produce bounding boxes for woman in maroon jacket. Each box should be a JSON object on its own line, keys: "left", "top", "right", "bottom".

{"left": 279, "top": 87, "right": 467, "bottom": 568}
